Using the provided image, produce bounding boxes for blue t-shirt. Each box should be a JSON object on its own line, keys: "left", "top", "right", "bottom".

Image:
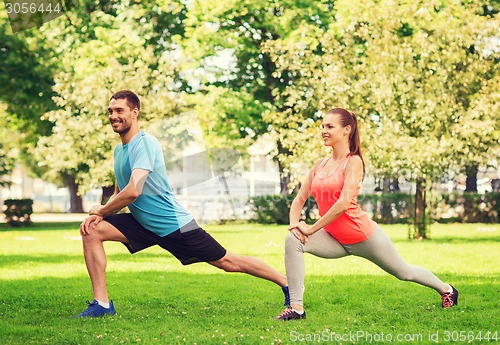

{"left": 113, "top": 131, "right": 193, "bottom": 236}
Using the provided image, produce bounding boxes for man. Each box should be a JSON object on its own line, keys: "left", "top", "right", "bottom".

{"left": 74, "top": 90, "right": 289, "bottom": 318}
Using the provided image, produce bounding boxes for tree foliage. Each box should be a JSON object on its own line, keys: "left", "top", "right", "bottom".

{"left": 181, "top": 0, "right": 335, "bottom": 193}
{"left": 0, "top": 9, "right": 56, "bottom": 161}
{"left": 265, "top": 0, "right": 500, "bottom": 236}
{"left": 0, "top": 103, "right": 17, "bottom": 187}
{"left": 29, "top": 1, "right": 187, "bottom": 211}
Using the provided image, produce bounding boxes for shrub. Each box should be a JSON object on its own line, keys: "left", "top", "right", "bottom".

{"left": 249, "top": 194, "right": 318, "bottom": 225}
{"left": 3, "top": 199, "right": 33, "bottom": 227}
{"left": 250, "top": 192, "right": 500, "bottom": 224}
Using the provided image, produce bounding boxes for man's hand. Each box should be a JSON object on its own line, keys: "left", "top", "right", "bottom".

{"left": 80, "top": 214, "right": 103, "bottom": 235}
{"left": 89, "top": 204, "right": 104, "bottom": 217}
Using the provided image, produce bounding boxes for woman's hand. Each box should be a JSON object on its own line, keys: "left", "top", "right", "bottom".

{"left": 289, "top": 227, "right": 308, "bottom": 245}
{"left": 289, "top": 221, "right": 312, "bottom": 235}
{"left": 288, "top": 221, "right": 312, "bottom": 244}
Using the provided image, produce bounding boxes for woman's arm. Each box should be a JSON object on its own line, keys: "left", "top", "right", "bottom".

{"left": 287, "top": 159, "right": 324, "bottom": 244}
{"left": 292, "top": 155, "right": 364, "bottom": 236}
{"left": 289, "top": 159, "right": 324, "bottom": 224}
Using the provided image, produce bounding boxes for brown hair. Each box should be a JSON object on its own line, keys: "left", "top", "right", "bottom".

{"left": 327, "top": 107, "right": 365, "bottom": 175}
{"left": 110, "top": 90, "right": 140, "bottom": 111}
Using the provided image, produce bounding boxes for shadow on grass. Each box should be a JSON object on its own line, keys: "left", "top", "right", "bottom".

{"left": 391, "top": 235, "right": 500, "bottom": 244}
{"left": 0, "top": 222, "right": 274, "bottom": 234}
{"left": 428, "top": 235, "right": 500, "bottom": 244}
{"left": 0, "top": 252, "right": 180, "bottom": 268}
{"left": 0, "top": 222, "right": 81, "bottom": 232}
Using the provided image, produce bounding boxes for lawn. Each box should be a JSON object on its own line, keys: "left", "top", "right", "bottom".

{"left": 0, "top": 221, "right": 498, "bottom": 344}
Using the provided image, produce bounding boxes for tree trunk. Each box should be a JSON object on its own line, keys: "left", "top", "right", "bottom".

{"left": 61, "top": 172, "right": 84, "bottom": 213}
{"left": 463, "top": 164, "right": 478, "bottom": 222}
{"left": 276, "top": 140, "right": 292, "bottom": 195}
{"left": 277, "top": 159, "right": 291, "bottom": 195}
{"left": 412, "top": 177, "right": 428, "bottom": 239}
{"left": 101, "top": 185, "right": 115, "bottom": 205}
{"left": 391, "top": 177, "right": 400, "bottom": 191}
{"left": 380, "top": 177, "right": 392, "bottom": 223}
{"left": 464, "top": 165, "right": 478, "bottom": 192}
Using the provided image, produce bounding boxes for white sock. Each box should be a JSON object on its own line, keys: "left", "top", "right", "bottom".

{"left": 96, "top": 300, "right": 110, "bottom": 309}
{"left": 445, "top": 284, "right": 453, "bottom": 294}
{"left": 292, "top": 308, "right": 304, "bottom": 315}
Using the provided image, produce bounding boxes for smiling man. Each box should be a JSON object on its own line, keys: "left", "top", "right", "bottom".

{"left": 74, "top": 90, "right": 289, "bottom": 318}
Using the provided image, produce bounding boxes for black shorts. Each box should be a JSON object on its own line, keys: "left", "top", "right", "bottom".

{"left": 104, "top": 214, "right": 227, "bottom": 265}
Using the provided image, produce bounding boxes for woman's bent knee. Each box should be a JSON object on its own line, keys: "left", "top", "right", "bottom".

{"left": 285, "top": 232, "right": 304, "bottom": 253}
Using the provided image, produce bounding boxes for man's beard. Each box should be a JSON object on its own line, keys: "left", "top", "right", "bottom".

{"left": 111, "top": 122, "right": 131, "bottom": 135}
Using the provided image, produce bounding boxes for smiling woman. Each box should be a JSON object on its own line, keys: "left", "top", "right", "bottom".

{"left": 276, "top": 107, "right": 459, "bottom": 320}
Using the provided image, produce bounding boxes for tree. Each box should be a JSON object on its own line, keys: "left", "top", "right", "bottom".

{"left": 181, "top": 0, "right": 335, "bottom": 194}
{"left": 32, "top": 1, "right": 185, "bottom": 212}
{"left": 0, "top": 103, "right": 17, "bottom": 188}
{"left": 0, "top": 9, "right": 56, "bottom": 168}
{"left": 265, "top": 0, "right": 500, "bottom": 237}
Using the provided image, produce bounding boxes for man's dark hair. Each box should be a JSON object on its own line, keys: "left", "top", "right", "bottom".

{"left": 110, "top": 90, "right": 140, "bottom": 111}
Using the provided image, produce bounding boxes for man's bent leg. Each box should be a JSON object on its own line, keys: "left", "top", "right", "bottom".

{"left": 209, "top": 252, "right": 287, "bottom": 287}
{"left": 81, "top": 220, "right": 129, "bottom": 303}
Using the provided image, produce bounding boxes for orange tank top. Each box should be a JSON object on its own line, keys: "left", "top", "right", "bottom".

{"left": 310, "top": 155, "right": 375, "bottom": 244}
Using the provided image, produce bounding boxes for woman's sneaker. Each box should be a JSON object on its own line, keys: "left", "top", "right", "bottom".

{"left": 275, "top": 307, "right": 306, "bottom": 320}
{"left": 441, "top": 285, "right": 459, "bottom": 308}
{"left": 73, "top": 300, "right": 116, "bottom": 318}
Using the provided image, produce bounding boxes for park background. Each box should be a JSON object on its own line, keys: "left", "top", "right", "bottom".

{"left": 0, "top": 0, "right": 499, "bottom": 344}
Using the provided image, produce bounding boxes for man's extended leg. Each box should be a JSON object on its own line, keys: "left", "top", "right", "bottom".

{"left": 209, "top": 252, "right": 288, "bottom": 287}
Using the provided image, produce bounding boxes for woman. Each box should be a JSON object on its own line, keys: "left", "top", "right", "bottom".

{"left": 276, "top": 108, "right": 458, "bottom": 320}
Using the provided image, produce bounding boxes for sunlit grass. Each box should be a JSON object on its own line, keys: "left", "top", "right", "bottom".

{"left": 0, "top": 222, "right": 499, "bottom": 344}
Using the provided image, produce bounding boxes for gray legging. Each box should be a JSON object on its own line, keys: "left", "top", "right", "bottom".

{"left": 285, "top": 224, "right": 446, "bottom": 306}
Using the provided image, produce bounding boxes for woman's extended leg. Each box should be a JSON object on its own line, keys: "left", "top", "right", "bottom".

{"left": 345, "top": 225, "right": 449, "bottom": 293}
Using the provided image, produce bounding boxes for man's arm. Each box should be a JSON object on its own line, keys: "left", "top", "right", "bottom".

{"left": 89, "top": 168, "right": 150, "bottom": 218}
{"left": 105, "top": 182, "right": 120, "bottom": 204}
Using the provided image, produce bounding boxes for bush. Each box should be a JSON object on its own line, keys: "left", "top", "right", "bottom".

{"left": 3, "top": 199, "right": 33, "bottom": 227}
{"left": 433, "top": 192, "right": 500, "bottom": 223}
{"left": 250, "top": 192, "right": 500, "bottom": 225}
{"left": 249, "top": 194, "right": 318, "bottom": 225}
{"left": 358, "top": 193, "right": 413, "bottom": 224}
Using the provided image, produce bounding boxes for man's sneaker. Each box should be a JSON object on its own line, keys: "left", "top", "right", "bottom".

{"left": 275, "top": 307, "right": 306, "bottom": 320}
{"left": 441, "top": 285, "right": 459, "bottom": 308}
{"left": 73, "top": 300, "right": 116, "bottom": 318}
{"left": 282, "top": 286, "right": 290, "bottom": 308}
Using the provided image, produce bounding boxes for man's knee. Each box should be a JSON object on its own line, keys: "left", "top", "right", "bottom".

{"left": 210, "top": 253, "right": 243, "bottom": 273}
{"left": 82, "top": 221, "right": 115, "bottom": 243}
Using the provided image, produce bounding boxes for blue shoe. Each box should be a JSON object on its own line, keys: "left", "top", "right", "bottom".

{"left": 73, "top": 300, "right": 116, "bottom": 318}
{"left": 282, "top": 286, "right": 290, "bottom": 308}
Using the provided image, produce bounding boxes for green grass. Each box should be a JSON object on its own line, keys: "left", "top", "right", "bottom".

{"left": 0, "top": 222, "right": 499, "bottom": 344}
